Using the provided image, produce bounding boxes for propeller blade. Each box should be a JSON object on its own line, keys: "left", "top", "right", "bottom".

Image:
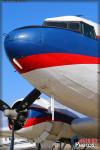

{"left": 16, "top": 88, "right": 41, "bottom": 112}
{"left": 10, "top": 121, "right": 15, "bottom": 150}
{"left": 0, "top": 99, "right": 10, "bottom": 111}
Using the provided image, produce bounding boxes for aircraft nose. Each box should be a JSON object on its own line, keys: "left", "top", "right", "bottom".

{"left": 4, "top": 27, "right": 42, "bottom": 60}
{"left": 4, "top": 27, "right": 44, "bottom": 73}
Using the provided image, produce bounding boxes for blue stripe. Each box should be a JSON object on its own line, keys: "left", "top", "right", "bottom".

{"left": 4, "top": 27, "right": 99, "bottom": 59}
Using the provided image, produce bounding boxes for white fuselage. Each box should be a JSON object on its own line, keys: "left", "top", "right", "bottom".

{"left": 22, "top": 64, "right": 99, "bottom": 119}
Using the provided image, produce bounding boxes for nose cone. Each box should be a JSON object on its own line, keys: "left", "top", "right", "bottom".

{"left": 4, "top": 27, "right": 42, "bottom": 59}
{"left": 5, "top": 26, "right": 83, "bottom": 74}
{"left": 4, "top": 27, "right": 44, "bottom": 73}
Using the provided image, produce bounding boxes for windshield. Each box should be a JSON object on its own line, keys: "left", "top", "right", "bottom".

{"left": 44, "top": 21, "right": 67, "bottom": 29}
{"left": 43, "top": 21, "right": 96, "bottom": 39}
{"left": 82, "top": 23, "right": 96, "bottom": 39}
{"left": 43, "top": 21, "right": 81, "bottom": 32}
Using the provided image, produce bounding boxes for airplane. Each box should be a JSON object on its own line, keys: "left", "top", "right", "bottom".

{"left": 3, "top": 15, "right": 100, "bottom": 118}
{"left": 0, "top": 97, "right": 97, "bottom": 150}
{"left": 0, "top": 15, "right": 100, "bottom": 149}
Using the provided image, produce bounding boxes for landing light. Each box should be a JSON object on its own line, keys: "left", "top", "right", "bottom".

{"left": 13, "top": 58, "right": 23, "bottom": 70}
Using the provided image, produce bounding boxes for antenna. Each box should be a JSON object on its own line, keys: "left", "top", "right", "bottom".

{"left": 76, "top": 15, "right": 83, "bottom": 17}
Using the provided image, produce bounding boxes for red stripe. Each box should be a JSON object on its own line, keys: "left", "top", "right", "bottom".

{"left": 12, "top": 53, "right": 99, "bottom": 74}
{"left": 23, "top": 116, "right": 67, "bottom": 128}
{"left": 23, "top": 117, "right": 51, "bottom": 128}
{"left": 96, "top": 36, "right": 100, "bottom": 38}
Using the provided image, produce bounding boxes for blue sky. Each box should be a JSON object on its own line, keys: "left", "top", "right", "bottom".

{"left": 1, "top": 1, "right": 98, "bottom": 126}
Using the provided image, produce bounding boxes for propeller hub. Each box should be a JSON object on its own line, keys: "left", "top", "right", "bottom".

{"left": 4, "top": 109, "right": 18, "bottom": 120}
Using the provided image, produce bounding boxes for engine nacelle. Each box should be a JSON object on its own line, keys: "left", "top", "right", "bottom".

{"left": 13, "top": 103, "right": 75, "bottom": 143}
{"left": 8, "top": 98, "right": 76, "bottom": 143}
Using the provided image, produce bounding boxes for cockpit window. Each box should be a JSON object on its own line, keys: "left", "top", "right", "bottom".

{"left": 44, "top": 21, "right": 67, "bottom": 29}
{"left": 82, "top": 23, "right": 96, "bottom": 39}
{"left": 68, "top": 22, "right": 80, "bottom": 32}
{"left": 43, "top": 21, "right": 96, "bottom": 39}
{"left": 43, "top": 21, "right": 81, "bottom": 32}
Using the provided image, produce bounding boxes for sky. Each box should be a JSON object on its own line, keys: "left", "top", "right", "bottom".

{"left": 1, "top": 1, "right": 98, "bottom": 126}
